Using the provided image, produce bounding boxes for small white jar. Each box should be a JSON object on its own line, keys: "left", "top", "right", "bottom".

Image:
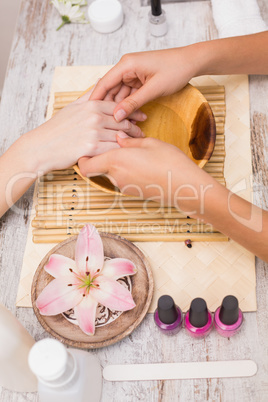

{"left": 88, "top": 0, "right": 124, "bottom": 34}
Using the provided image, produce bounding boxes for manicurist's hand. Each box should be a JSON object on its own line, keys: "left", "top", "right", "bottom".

{"left": 90, "top": 32, "right": 268, "bottom": 122}
{"left": 90, "top": 48, "right": 197, "bottom": 121}
{"left": 78, "top": 135, "right": 219, "bottom": 210}
{"left": 78, "top": 135, "right": 268, "bottom": 262}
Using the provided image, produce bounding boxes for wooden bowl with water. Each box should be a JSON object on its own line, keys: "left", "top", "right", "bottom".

{"left": 74, "top": 83, "right": 216, "bottom": 195}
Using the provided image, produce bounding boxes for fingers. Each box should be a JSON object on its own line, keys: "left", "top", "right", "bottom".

{"left": 116, "top": 132, "right": 160, "bottom": 148}
{"left": 116, "top": 133, "right": 146, "bottom": 148}
{"left": 103, "top": 83, "right": 122, "bottom": 101}
{"left": 90, "top": 64, "right": 126, "bottom": 101}
{"left": 78, "top": 154, "right": 110, "bottom": 177}
{"left": 114, "top": 85, "right": 131, "bottom": 103}
{"left": 117, "top": 119, "right": 144, "bottom": 138}
{"left": 113, "top": 77, "right": 160, "bottom": 121}
{"left": 103, "top": 93, "right": 114, "bottom": 102}
{"left": 101, "top": 94, "right": 147, "bottom": 122}
{"left": 130, "top": 87, "right": 138, "bottom": 95}
{"left": 87, "top": 99, "right": 146, "bottom": 124}
{"left": 98, "top": 129, "right": 130, "bottom": 142}
{"left": 129, "top": 109, "right": 147, "bottom": 122}
{"left": 101, "top": 115, "right": 144, "bottom": 138}
{"left": 88, "top": 100, "right": 116, "bottom": 115}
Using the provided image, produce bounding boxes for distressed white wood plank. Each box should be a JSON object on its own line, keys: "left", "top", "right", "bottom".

{"left": 0, "top": 0, "right": 268, "bottom": 401}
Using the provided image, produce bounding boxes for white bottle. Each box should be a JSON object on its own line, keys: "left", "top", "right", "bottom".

{"left": 28, "top": 338, "right": 102, "bottom": 402}
{"left": 0, "top": 303, "right": 37, "bottom": 392}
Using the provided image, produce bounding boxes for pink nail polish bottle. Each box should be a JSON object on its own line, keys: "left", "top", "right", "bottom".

{"left": 184, "top": 298, "right": 213, "bottom": 338}
{"left": 214, "top": 295, "right": 243, "bottom": 337}
{"left": 154, "top": 295, "right": 183, "bottom": 336}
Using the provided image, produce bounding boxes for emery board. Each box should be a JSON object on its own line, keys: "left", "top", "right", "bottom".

{"left": 103, "top": 360, "right": 257, "bottom": 381}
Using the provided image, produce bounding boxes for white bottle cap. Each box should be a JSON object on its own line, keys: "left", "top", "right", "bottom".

{"left": 88, "top": 0, "right": 124, "bottom": 34}
{"left": 28, "top": 339, "right": 68, "bottom": 382}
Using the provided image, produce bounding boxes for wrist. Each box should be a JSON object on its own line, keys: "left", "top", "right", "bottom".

{"left": 17, "top": 128, "right": 48, "bottom": 175}
{"left": 178, "top": 41, "right": 211, "bottom": 78}
{"left": 171, "top": 165, "right": 224, "bottom": 217}
{"left": 189, "top": 41, "right": 217, "bottom": 77}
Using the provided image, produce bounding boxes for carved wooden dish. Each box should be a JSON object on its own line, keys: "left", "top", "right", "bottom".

{"left": 74, "top": 83, "right": 216, "bottom": 194}
{"left": 31, "top": 233, "right": 153, "bottom": 349}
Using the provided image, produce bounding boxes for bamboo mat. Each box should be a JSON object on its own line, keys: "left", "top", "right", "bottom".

{"left": 32, "top": 85, "right": 227, "bottom": 243}
{"left": 16, "top": 67, "right": 256, "bottom": 313}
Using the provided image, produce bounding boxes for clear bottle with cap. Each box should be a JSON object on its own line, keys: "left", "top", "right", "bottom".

{"left": 0, "top": 302, "right": 37, "bottom": 392}
{"left": 28, "top": 338, "right": 102, "bottom": 402}
{"left": 184, "top": 297, "right": 213, "bottom": 338}
{"left": 154, "top": 295, "right": 183, "bottom": 335}
{"left": 148, "top": 0, "right": 168, "bottom": 37}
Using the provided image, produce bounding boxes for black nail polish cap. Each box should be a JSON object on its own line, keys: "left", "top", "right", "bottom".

{"left": 151, "top": 0, "right": 162, "bottom": 16}
{"left": 189, "top": 298, "right": 208, "bottom": 328}
{"left": 219, "top": 295, "right": 239, "bottom": 325}
{"left": 157, "top": 295, "right": 178, "bottom": 324}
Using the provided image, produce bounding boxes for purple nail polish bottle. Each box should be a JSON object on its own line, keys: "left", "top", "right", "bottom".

{"left": 154, "top": 295, "right": 183, "bottom": 335}
{"left": 214, "top": 295, "right": 243, "bottom": 338}
{"left": 184, "top": 298, "right": 213, "bottom": 338}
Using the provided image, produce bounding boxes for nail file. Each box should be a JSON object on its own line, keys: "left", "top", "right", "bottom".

{"left": 103, "top": 360, "right": 257, "bottom": 382}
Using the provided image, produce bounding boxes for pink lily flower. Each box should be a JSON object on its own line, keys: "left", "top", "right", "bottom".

{"left": 36, "top": 224, "right": 137, "bottom": 335}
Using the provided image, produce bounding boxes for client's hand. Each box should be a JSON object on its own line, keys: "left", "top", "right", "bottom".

{"left": 22, "top": 90, "right": 146, "bottom": 174}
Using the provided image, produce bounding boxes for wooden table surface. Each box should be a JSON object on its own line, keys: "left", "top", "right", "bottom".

{"left": 0, "top": 1, "right": 268, "bottom": 401}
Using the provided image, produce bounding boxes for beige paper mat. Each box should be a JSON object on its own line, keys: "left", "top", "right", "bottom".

{"left": 16, "top": 67, "right": 256, "bottom": 312}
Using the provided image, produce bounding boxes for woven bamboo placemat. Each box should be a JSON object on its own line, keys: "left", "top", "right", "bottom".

{"left": 32, "top": 85, "right": 226, "bottom": 243}
{"left": 16, "top": 67, "right": 256, "bottom": 312}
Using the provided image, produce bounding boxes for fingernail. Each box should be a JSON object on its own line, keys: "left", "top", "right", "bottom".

{"left": 115, "top": 109, "right": 127, "bottom": 122}
{"left": 141, "top": 113, "right": 147, "bottom": 121}
{"left": 141, "top": 131, "right": 146, "bottom": 138}
{"left": 117, "top": 131, "right": 129, "bottom": 139}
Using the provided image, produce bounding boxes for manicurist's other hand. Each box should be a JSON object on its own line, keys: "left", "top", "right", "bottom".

{"left": 78, "top": 134, "right": 268, "bottom": 262}
{"left": 78, "top": 134, "right": 217, "bottom": 213}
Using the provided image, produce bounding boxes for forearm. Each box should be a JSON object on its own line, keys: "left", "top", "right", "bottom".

{"left": 190, "top": 31, "right": 268, "bottom": 77}
{"left": 0, "top": 134, "right": 40, "bottom": 218}
{"left": 176, "top": 177, "right": 268, "bottom": 261}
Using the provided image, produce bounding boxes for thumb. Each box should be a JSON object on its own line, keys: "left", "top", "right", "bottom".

{"left": 114, "top": 78, "right": 160, "bottom": 121}
{"left": 78, "top": 154, "right": 109, "bottom": 178}
{"left": 116, "top": 132, "right": 145, "bottom": 148}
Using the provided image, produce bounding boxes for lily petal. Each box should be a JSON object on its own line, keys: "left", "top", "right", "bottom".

{"left": 44, "top": 254, "right": 77, "bottom": 278}
{"left": 90, "top": 277, "right": 136, "bottom": 311}
{"left": 101, "top": 258, "right": 137, "bottom": 280}
{"left": 36, "top": 276, "right": 82, "bottom": 316}
{"left": 74, "top": 294, "right": 98, "bottom": 336}
{"left": 75, "top": 224, "right": 104, "bottom": 276}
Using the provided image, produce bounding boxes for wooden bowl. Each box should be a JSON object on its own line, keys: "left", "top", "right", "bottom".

{"left": 31, "top": 233, "right": 153, "bottom": 349}
{"left": 74, "top": 83, "right": 216, "bottom": 195}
